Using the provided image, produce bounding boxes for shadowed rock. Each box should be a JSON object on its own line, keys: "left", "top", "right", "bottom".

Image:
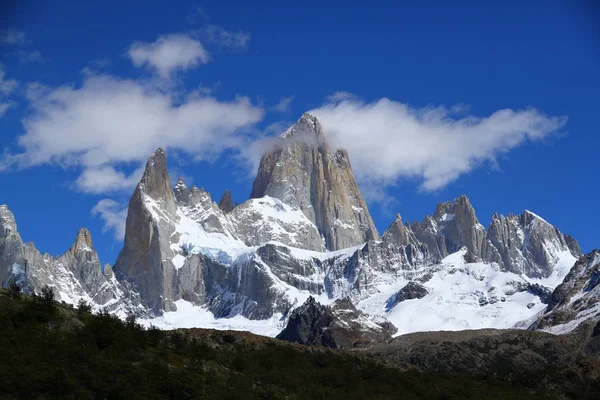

{"left": 218, "top": 189, "right": 235, "bottom": 213}
{"left": 277, "top": 296, "right": 396, "bottom": 348}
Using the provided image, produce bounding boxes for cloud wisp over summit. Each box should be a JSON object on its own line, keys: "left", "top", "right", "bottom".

{"left": 310, "top": 94, "right": 567, "bottom": 191}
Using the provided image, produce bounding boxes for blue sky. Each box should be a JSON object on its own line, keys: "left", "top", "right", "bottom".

{"left": 0, "top": 0, "right": 598, "bottom": 265}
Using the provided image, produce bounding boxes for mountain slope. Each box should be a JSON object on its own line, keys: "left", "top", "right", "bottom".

{"left": 530, "top": 250, "right": 600, "bottom": 334}
{"left": 3, "top": 289, "right": 598, "bottom": 399}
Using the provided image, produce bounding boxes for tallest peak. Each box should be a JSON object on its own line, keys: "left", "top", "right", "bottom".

{"left": 299, "top": 112, "right": 318, "bottom": 122}
{"left": 281, "top": 113, "right": 326, "bottom": 143}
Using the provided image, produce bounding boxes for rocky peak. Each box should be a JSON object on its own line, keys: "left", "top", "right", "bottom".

{"left": 383, "top": 214, "right": 411, "bottom": 246}
{"left": 280, "top": 112, "right": 328, "bottom": 146}
{"left": 250, "top": 113, "right": 380, "bottom": 250}
{"left": 0, "top": 205, "right": 24, "bottom": 286}
{"left": 218, "top": 189, "right": 235, "bottom": 213}
{"left": 69, "top": 228, "right": 94, "bottom": 255}
{"left": 138, "top": 147, "right": 177, "bottom": 216}
{"left": 114, "top": 148, "right": 179, "bottom": 312}
{"left": 0, "top": 205, "right": 18, "bottom": 237}
{"left": 412, "top": 195, "right": 486, "bottom": 260}
{"left": 433, "top": 195, "right": 479, "bottom": 226}
{"left": 484, "top": 210, "right": 581, "bottom": 277}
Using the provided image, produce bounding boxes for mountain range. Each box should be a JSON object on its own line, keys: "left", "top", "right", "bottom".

{"left": 1, "top": 113, "right": 597, "bottom": 344}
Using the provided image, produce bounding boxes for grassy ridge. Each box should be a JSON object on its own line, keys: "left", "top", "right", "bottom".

{"left": 0, "top": 288, "right": 571, "bottom": 399}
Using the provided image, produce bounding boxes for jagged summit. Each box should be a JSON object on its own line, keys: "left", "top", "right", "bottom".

{"left": 251, "top": 113, "right": 379, "bottom": 250}
{"left": 138, "top": 147, "right": 177, "bottom": 215}
{"left": 218, "top": 189, "right": 235, "bottom": 213}
{"left": 280, "top": 113, "right": 327, "bottom": 145}
{"left": 114, "top": 148, "right": 180, "bottom": 312}
{"left": 70, "top": 227, "right": 94, "bottom": 254}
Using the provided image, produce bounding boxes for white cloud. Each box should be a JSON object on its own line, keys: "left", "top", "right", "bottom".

{"left": 272, "top": 96, "right": 294, "bottom": 113}
{"left": 91, "top": 199, "right": 128, "bottom": 240}
{"left": 200, "top": 25, "right": 251, "bottom": 50}
{"left": 75, "top": 166, "right": 144, "bottom": 194}
{"left": 128, "top": 34, "right": 209, "bottom": 79}
{"left": 0, "top": 103, "right": 11, "bottom": 117}
{"left": 325, "top": 91, "right": 359, "bottom": 103}
{"left": 0, "top": 67, "right": 17, "bottom": 96}
{"left": 17, "top": 50, "right": 43, "bottom": 63}
{"left": 1, "top": 29, "right": 26, "bottom": 45}
{"left": 310, "top": 95, "right": 567, "bottom": 191}
{"left": 0, "top": 66, "right": 17, "bottom": 118}
{"left": 3, "top": 72, "right": 264, "bottom": 190}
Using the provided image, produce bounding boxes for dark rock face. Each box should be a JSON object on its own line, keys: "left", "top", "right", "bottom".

{"left": 277, "top": 296, "right": 396, "bottom": 348}
{"left": 250, "top": 113, "right": 379, "bottom": 251}
{"left": 218, "top": 189, "right": 235, "bottom": 213}
{"left": 386, "top": 282, "right": 429, "bottom": 310}
{"left": 277, "top": 297, "right": 337, "bottom": 347}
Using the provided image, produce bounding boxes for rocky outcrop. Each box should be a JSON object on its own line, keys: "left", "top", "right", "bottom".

{"left": 218, "top": 189, "right": 235, "bottom": 213}
{"left": 250, "top": 113, "right": 379, "bottom": 250}
{"left": 277, "top": 296, "right": 396, "bottom": 348}
{"left": 532, "top": 250, "right": 600, "bottom": 332}
{"left": 386, "top": 282, "right": 429, "bottom": 310}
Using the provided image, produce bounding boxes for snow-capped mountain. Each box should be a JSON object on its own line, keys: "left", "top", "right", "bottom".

{"left": 0, "top": 113, "right": 588, "bottom": 340}
{"left": 0, "top": 205, "right": 142, "bottom": 316}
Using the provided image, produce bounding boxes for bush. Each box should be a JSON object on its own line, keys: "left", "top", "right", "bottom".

{"left": 77, "top": 299, "right": 92, "bottom": 314}
{"left": 40, "top": 285, "right": 55, "bottom": 304}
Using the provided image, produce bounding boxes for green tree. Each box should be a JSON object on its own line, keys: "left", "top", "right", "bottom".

{"left": 8, "top": 282, "right": 21, "bottom": 298}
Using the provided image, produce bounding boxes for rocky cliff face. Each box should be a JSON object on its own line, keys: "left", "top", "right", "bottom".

{"left": 113, "top": 148, "right": 180, "bottom": 313}
{"left": 530, "top": 250, "right": 600, "bottom": 333}
{"left": 484, "top": 211, "right": 581, "bottom": 277}
{"left": 250, "top": 113, "right": 379, "bottom": 250}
